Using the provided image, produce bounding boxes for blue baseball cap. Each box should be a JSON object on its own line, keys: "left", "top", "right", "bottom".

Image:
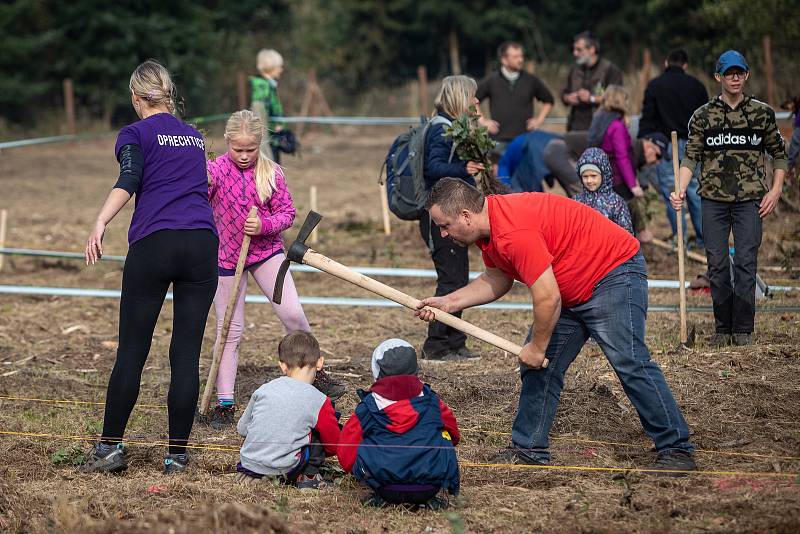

{"left": 716, "top": 50, "right": 749, "bottom": 74}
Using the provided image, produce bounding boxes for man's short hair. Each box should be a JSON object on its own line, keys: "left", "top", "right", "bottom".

{"left": 667, "top": 49, "right": 689, "bottom": 67}
{"left": 278, "top": 331, "right": 320, "bottom": 369}
{"left": 425, "top": 178, "right": 485, "bottom": 217}
{"left": 498, "top": 41, "right": 524, "bottom": 59}
{"left": 574, "top": 31, "right": 599, "bottom": 52}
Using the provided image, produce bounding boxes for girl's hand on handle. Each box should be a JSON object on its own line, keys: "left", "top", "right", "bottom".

{"left": 466, "top": 161, "right": 485, "bottom": 176}
{"left": 669, "top": 190, "right": 685, "bottom": 211}
{"left": 244, "top": 214, "right": 262, "bottom": 236}
{"left": 85, "top": 220, "right": 106, "bottom": 265}
{"left": 630, "top": 185, "right": 645, "bottom": 198}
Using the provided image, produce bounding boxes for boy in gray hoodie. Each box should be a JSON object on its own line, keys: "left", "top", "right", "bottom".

{"left": 235, "top": 331, "right": 341, "bottom": 489}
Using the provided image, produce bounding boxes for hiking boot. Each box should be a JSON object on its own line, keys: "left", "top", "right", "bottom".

{"left": 79, "top": 442, "right": 127, "bottom": 474}
{"left": 294, "top": 473, "right": 326, "bottom": 490}
{"left": 648, "top": 449, "right": 696, "bottom": 476}
{"left": 732, "top": 333, "right": 752, "bottom": 346}
{"left": 208, "top": 403, "right": 236, "bottom": 430}
{"left": 313, "top": 369, "right": 346, "bottom": 400}
{"left": 492, "top": 446, "right": 548, "bottom": 465}
{"left": 163, "top": 453, "right": 189, "bottom": 475}
{"left": 709, "top": 333, "right": 731, "bottom": 348}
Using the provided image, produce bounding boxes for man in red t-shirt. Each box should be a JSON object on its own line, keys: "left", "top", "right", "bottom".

{"left": 415, "top": 178, "right": 695, "bottom": 474}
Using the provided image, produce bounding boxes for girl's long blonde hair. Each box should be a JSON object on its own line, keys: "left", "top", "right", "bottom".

{"left": 129, "top": 60, "right": 176, "bottom": 114}
{"left": 224, "top": 110, "right": 277, "bottom": 202}
{"left": 434, "top": 75, "right": 478, "bottom": 118}
{"left": 602, "top": 84, "right": 629, "bottom": 117}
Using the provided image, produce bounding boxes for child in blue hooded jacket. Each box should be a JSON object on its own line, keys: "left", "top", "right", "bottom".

{"left": 338, "top": 339, "right": 460, "bottom": 509}
{"left": 573, "top": 147, "right": 634, "bottom": 234}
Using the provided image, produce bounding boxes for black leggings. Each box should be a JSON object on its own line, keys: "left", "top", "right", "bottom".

{"left": 101, "top": 229, "right": 218, "bottom": 454}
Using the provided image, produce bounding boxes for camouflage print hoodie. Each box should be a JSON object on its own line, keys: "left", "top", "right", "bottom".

{"left": 682, "top": 95, "right": 788, "bottom": 202}
{"left": 573, "top": 147, "right": 634, "bottom": 234}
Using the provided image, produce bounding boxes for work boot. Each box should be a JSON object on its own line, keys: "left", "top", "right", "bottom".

{"left": 208, "top": 403, "right": 236, "bottom": 430}
{"left": 492, "top": 446, "right": 548, "bottom": 465}
{"left": 709, "top": 333, "right": 731, "bottom": 348}
{"left": 313, "top": 369, "right": 346, "bottom": 400}
{"left": 78, "top": 442, "right": 127, "bottom": 474}
{"left": 163, "top": 453, "right": 189, "bottom": 475}
{"left": 648, "top": 449, "right": 697, "bottom": 477}
{"left": 732, "top": 333, "right": 752, "bottom": 346}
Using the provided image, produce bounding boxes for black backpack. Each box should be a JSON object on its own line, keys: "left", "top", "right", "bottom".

{"left": 382, "top": 115, "right": 451, "bottom": 220}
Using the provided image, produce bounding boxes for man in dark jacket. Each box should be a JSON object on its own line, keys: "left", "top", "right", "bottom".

{"left": 477, "top": 42, "right": 554, "bottom": 149}
{"left": 562, "top": 32, "right": 623, "bottom": 131}
{"left": 639, "top": 49, "right": 708, "bottom": 247}
{"left": 672, "top": 50, "right": 788, "bottom": 347}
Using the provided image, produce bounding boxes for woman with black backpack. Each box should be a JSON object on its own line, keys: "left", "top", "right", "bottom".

{"left": 419, "top": 75, "right": 486, "bottom": 362}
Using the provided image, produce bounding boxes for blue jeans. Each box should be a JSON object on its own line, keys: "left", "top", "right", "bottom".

{"left": 511, "top": 253, "right": 693, "bottom": 462}
{"left": 655, "top": 139, "right": 704, "bottom": 247}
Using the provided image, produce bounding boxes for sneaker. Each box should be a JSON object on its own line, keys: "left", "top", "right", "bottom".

{"left": 294, "top": 473, "right": 325, "bottom": 490}
{"left": 732, "top": 333, "right": 752, "bottom": 346}
{"left": 455, "top": 346, "right": 481, "bottom": 360}
{"left": 709, "top": 333, "right": 731, "bottom": 348}
{"left": 362, "top": 493, "right": 387, "bottom": 508}
{"left": 421, "top": 496, "right": 450, "bottom": 511}
{"left": 79, "top": 442, "right": 127, "bottom": 474}
{"left": 422, "top": 348, "right": 481, "bottom": 363}
{"left": 163, "top": 453, "right": 189, "bottom": 475}
{"left": 492, "top": 446, "right": 548, "bottom": 465}
{"left": 313, "top": 369, "right": 346, "bottom": 400}
{"left": 648, "top": 449, "right": 697, "bottom": 477}
{"left": 208, "top": 403, "right": 236, "bottom": 430}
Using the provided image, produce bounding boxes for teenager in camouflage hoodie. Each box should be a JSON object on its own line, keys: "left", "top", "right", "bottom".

{"left": 672, "top": 50, "right": 788, "bottom": 347}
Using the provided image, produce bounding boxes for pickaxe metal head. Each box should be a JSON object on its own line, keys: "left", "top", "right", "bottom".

{"left": 273, "top": 211, "right": 322, "bottom": 305}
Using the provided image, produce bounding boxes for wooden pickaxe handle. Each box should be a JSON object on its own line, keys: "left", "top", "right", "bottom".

{"left": 302, "top": 250, "right": 549, "bottom": 367}
{"left": 199, "top": 206, "right": 258, "bottom": 415}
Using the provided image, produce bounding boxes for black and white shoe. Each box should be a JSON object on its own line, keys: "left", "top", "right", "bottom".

{"left": 78, "top": 443, "right": 127, "bottom": 474}
{"left": 163, "top": 453, "right": 189, "bottom": 475}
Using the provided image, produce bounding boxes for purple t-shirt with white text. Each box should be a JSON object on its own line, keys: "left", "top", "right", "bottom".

{"left": 114, "top": 113, "right": 217, "bottom": 244}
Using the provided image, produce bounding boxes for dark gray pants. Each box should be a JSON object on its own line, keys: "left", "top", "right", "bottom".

{"left": 701, "top": 198, "right": 762, "bottom": 334}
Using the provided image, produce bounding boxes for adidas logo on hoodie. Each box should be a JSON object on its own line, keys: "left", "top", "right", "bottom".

{"left": 704, "top": 128, "right": 764, "bottom": 150}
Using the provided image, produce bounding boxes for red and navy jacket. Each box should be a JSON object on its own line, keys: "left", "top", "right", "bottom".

{"left": 337, "top": 375, "right": 460, "bottom": 495}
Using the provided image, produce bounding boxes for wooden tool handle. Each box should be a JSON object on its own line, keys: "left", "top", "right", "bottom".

{"left": 671, "top": 131, "right": 688, "bottom": 344}
{"left": 303, "top": 250, "right": 548, "bottom": 367}
{"left": 199, "top": 206, "right": 258, "bottom": 415}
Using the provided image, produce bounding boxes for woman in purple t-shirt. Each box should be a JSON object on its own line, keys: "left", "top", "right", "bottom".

{"left": 81, "top": 60, "right": 218, "bottom": 475}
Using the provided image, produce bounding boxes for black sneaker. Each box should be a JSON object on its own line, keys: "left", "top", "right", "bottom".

{"left": 732, "top": 333, "right": 752, "bottom": 346}
{"left": 421, "top": 495, "right": 450, "bottom": 511}
{"left": 709, "top": 333, "right": 731, "bottom": 348}
{"left": 294, "top": 473, "right": 326, "bottom": 490}
{"left": 455, "top": 346, "right": 481, "bottom": 361}
{"left": 313, "top": 369, "right": 347, "bottom": 400}
{"left": 648, "top": 449, "right": 697, "bottom": 477}
{"left": 163, "top": 453, "right": 189, "bottom": 475}
{"left": 422, "top": 348, "right": 481, "bottom": 363}
{"left": 209, "top": 403, "right": 236, "bottom": 430}
{"left": 492, "top": 446, "right": 548, "bottom": 465}
{"left": 79, "top": 443, "right": 127, "bottom": 473}
{"left": 362, "top": 493, "right": 388, "bottom": 508}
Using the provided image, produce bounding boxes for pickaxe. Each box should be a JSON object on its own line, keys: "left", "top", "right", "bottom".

{"left": 273, "top": 211, "right": 548, "bottom": 367}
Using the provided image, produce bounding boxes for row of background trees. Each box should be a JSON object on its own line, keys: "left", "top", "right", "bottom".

{"left": 1, "top": 0, "right": 798, "bottom": 131}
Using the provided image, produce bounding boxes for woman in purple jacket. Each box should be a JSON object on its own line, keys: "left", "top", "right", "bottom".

{"left": 81, "top": 61, "right": 218, "bottom": 475}
{"left": 588, "top": 85, "right": 654, "bottom": 243}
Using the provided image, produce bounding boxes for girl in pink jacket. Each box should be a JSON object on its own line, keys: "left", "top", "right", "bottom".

{"left": 206, "top": 110, "right": 341, "bottom": 429}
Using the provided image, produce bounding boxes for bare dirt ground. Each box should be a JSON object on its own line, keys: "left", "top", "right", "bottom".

{"left": 1, "top": 128, "right": 799, "bottom": 533}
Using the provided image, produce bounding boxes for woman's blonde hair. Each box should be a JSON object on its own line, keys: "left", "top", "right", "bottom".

{"left": 256, "top": 49, "right": 284, "bottom": 76}
{"left": 224, "top": 110, "right": 277, "bottom": 202}
{"left": 129, "top": 60, "right": 176, "bottom": 114}
{"left": 434, "top": 75, "right": 478, "bottom": 118}
{"left": 602, "top": 85, "right": 629, "bottom": 116}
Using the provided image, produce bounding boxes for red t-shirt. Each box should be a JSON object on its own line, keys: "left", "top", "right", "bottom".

{"left": 477, "top": 193, "right": 640, "bottom": 307}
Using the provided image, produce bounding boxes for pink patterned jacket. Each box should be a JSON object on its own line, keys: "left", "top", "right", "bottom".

{"left": 207, "top": 153, "right": 296, "bottom": 270}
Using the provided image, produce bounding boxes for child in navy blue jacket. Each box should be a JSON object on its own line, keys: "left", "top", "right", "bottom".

{"left": 338, "top": 339, "right": 460, "bottom": 509}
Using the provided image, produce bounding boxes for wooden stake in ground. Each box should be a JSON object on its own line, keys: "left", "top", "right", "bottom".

{"left": 199, "top": 206, "right": 258, "bottom": 416}
{"left": 671, "top": 131, "right": 692, "bottom": 347}
{"left": 63, "top": 79, "right": 76, "bottom": 136}
{"left": 236, "top": 70, "right": 247, "bottom": 110}
{"left": 379, "top": 182, "right": 392, "bottom": 235}
{"left": 0, "top": 209, "right": 7, "bottom": 272}
{"left": 417, "top": 65, "right": 429, "bottom": 116}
